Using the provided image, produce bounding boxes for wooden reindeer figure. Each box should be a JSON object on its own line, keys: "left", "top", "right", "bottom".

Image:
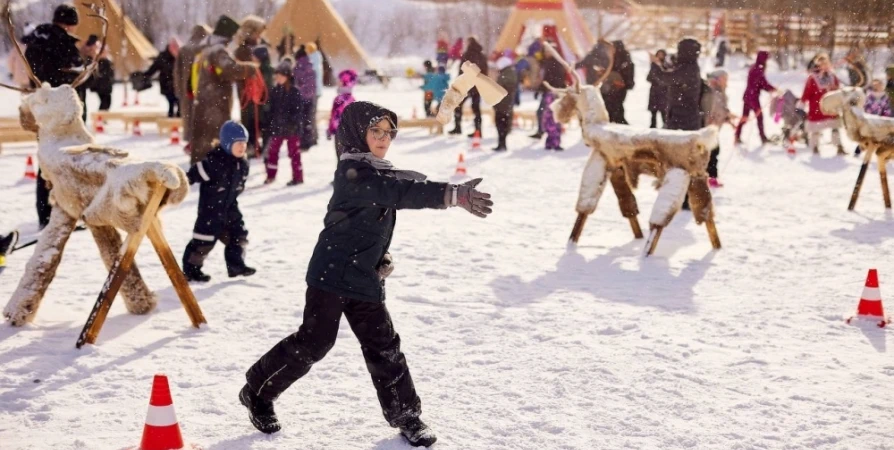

{"left": 3, "top": 3, "right": 190, "bottom": 326}
{"left": 543, "top": 42, "right": 721, "bottom": 256}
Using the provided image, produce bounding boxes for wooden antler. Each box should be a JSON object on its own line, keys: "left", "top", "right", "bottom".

{"left": 5, "top": 1, "right": 40, "bottom": 89}
{"left": 71, "top": 1, "right": 109, "bottom": 89}
{"left": 543, "top": 42, "right": 581, "bottom": 93}
{"left": 594, "top": 40, "right": 615, "bottom": 87}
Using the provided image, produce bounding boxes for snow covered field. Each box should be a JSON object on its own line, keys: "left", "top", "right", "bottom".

{"left": 1, "top": 54, "right": 893, "bottom": 449}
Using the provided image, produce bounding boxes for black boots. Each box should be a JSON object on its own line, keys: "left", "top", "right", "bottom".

{"left": 183, "top": 265, "right": 211, "bottom": 283}
{"left": 239, "top": 384, "right": 281, "bottom": 434}
{"left": 399, "top": 418, "right": 437, "bottom": 447}
{"left": 228, "top": 265, "right": 257, "bottom": 278}
{"left": 0, "top": 230, "right": 18, "bottom": 256}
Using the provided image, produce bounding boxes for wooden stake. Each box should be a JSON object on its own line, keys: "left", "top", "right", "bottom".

{"left": 629, "top": 217, "right": 644, "bottom": 239}
{"left": 146, "top": 219, "right": 206, "bottom": 328}
{"left": 880, "top": 157, "right": 891, "bottom": 209}
{"left": 644, "top": 226, "right": 663, "bottom": 257}
{"left": 569, "top": 213, "right": 588, "bottom": 243}
{"left": 76, "top": 184, "right": 167, "bottom": 348}
{"left": 848, "top": 162, "right": 869, "bottom": 211}
{"left": 705, "top": 217, "right": 722, "bottom": 249}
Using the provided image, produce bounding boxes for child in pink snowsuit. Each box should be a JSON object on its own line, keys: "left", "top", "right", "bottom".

{"left": 328, "top": 69, "right": 358, "bottom": 157}
{"left": 265, "top": 61, "right": 304, "bottom": 185}
{"left": 735, "top": 51, "right": 776, "bottom": 145}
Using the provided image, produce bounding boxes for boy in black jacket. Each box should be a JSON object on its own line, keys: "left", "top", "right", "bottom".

{"left": 181, "top": 121, "right": 256, "bottom": 282}
{"left": 239, "top": 101, "right": 494, "bottom": 447}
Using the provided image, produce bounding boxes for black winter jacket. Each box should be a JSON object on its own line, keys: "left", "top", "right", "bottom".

{"left": 647, "top": 62, "right": 668, "bottom": 113}
{"left": 22, "top": 23, "right": 83, "bottom": 88}
{"left": 268, "top": 84, "right": 302, "bottom": 136}
{"left": 306, "top": 160, "right": 448, "bottom": 302}
{"left": 90, "top": 58, "right": 115, "bottom": 94}
{"left": 187, "top": 147, "right": 249, "bottom": 237}
{"left": 576, "top": 42, "right": 611, "bottom": 85}
{"left": 459, "top": 38, "right": 489, "bottom": 77}
{"left": 144, "top": 49, "right": 177, "bottom": 96}
{"left": 539, "top": 57, "right": 568, "bottom": 92}
{"left": 653, "top": 39, "right": 704, "bottom": 131}
{"left": 494, "top": 66, "right": 518, "bottom": 112}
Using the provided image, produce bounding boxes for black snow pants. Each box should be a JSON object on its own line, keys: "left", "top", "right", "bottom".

{"left": 246, "top": 286, "right": 422, "bottom": 427}
{"left": 36, "top": 170, "right": 51, "bottom": 228}
{"left": 453, "top": 87, "right": 482, "bottom": 133}
{"left": 495, "top": 108, "right": 512, "bottom": 148}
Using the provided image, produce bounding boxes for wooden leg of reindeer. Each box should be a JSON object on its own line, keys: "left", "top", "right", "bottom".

{"left": 146, "top": 219, "right": 206, "bottom": 328}
{"left": 570, "top": 152, "right": 609, "bottom": 244}
{"left": 645, "top": 168, "right": 690, "bottom": 257}
{"left": 687, "top": 176, "right": 722, "bottom": 250}
{"left": 3, "top": 208, "right": 78, "bottom": 325}
{"left": 880, "top": 155, "right": 891, "bottom": 209}
{"left": 849, "top": 145, "right": 877, "bottom": 211}
{"left": 610, "top": 166, "right": 643, "bottom": 239}
{"left": 90, "top": 225, "right": 158, "bottom": 315}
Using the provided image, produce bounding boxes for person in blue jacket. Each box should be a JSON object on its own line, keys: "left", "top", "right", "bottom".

{"left": 239, "top": 101, "right": 493, "bottom": 447}
{"left": 181, "top": 121, "right": 256, "bottom": 282}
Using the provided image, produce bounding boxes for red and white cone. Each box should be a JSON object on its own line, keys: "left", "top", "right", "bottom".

{"left": 471, "top": 130, "right": 481, "bottom": 151}
{"left": 139, "top": 375, "right": 184, "bottom": 450}
{"left": 455, "top": 153, "right": 467, "bottom": 176}
{"left": 95, "top": 114, "right": 105, "bottom": 133}
{"left": 786, "top": 137, "right": 796, "bottom": 155}
{"left": 23, "top": 155, "right": 37, "bottom": 180}
{"left": 133, "top": 120, "right": 143, "bottom": 137}
{"left": 170, "top": 126, "right": 181, "bottom": 145}
{"left": 847, "top": 269, "right": 890, "bottom": 328}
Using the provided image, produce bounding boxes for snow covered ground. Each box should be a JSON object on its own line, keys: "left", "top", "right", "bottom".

{"left": 1, "top": 54, "right": 893, "bottom": 449}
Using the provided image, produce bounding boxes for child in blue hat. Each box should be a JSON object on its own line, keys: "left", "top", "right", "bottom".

{"left": 181, "top": 121, "right": 256, "bottom": 282}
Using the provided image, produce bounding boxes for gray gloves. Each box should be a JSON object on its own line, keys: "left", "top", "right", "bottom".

{"left": 377, "top": 252, "right": 394, "bottom": 280}
{"left": 445, "top": 178, "right": 494, "bottom": 218}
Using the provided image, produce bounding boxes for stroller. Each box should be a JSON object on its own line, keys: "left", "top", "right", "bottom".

{"left": 768, "top": 89, "right": 807, "bottom": 149}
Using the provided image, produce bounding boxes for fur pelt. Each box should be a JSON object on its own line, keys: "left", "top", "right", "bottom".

{"left": 821, "top": 88, "right": 894, "bottom": 144}
{"left": 4, "top": 83, "right": 187, "bottom": 326}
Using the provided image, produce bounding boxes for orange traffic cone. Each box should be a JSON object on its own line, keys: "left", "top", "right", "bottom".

{"left": 95, "top": 114, "right": 105, "bottom": 133}
{"left": 23, "top": 155, "right": 36, "bottom": 180}
{"left": 455, "top": 153, "right": 467, "bottom": 176}
{"left": 170, "top": 126, "right": 181, "bottom": 145}
{"left": 786, "top": 137, "right": 796, "bottom": 156}
{"left": 122, "top": 94, "right": 129, "bottom": 107}
{"left": 471, "top": 130, "right": 481, "bottom": 151}
{"left": 139, "top": 375, "right": 185, "bottom": 450}
{"left": 133, "top": 120, "right": 143, "bottom": 137}
{"left": 847, "top": 269, "right": 890, "bottom": 328}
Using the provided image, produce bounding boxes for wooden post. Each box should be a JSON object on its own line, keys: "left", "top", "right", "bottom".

{"left": 146, "top": 219, "right": 206, "bottom": 328}
{"left": 76, "top": 184, "right": 167, "bottom": 348}
{"left": 569, "top": 213, "right": 588, "bottom": 244}
{"left": 848, "top": 148, "right": 876, "bottom": 210}
{"left": 629, "top": 217, "right": 644, "bottom": 239}
{"left": 880, "top": 157, "right": 891, "bottom": 209}
{"left": 644, "top": 226, "right": 663, "bottom": 257}
{"left": 705, "top": 217, "right": 722, "bottom": 249}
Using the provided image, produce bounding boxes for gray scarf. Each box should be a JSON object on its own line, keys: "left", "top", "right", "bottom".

{"left": 339, "top": 152, "right": 394, "bottom": 171}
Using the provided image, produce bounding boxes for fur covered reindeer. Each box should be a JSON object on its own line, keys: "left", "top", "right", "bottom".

{"left": 820, "top": 87, "right": 894, "bottom": 210}
{"left": 542, "top": 42, "right": 721, "bottom": 255}
{"left": 2, "top": 5, "right": 189, "bottom": 326}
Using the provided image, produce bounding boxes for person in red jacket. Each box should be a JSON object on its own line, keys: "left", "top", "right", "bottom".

{"left": 800, "top": 53, "right": 845, "bottom": 155}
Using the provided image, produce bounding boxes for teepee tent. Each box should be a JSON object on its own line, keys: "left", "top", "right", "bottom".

{"left": 75, "top": 0, "right": 157, "bottom": 78}
{"left": 494, "top": 0, "right": 595, "bottom": 59}
{"left": 266, "top": 0, "right": 374, "bottom": 73}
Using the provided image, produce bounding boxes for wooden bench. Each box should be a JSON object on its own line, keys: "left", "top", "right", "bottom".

{"left": 398, "top": 117, "right": 444, "bottom": 135}
{"left": 90, "top": 111, "right": 171, "bottom": 135}
{"left": 513, "top": 110, "right": 537, "bottom": 129}
{"left": 155, "top": 117, "right": 183, "bottom": 135}
{"left": 0, "top": 127, "right": 37, "bottom": 154}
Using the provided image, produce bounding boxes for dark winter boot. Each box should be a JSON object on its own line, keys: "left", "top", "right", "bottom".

{"left": 228, "top": 265, "right": 257, "bottom": 278}
{"left": 0, "top": 230, "right": 19, "bottom": 256}
{"left": 239, "top": 384, "right": 281, "bottom": 434}
{"left": 183, "top": 265, "right": 211, "bottom": 283}
{"left": 528, "top": 132, "right": 543, "bottom": 139}
{"left": 448, "top": 127, "right": 462, "bottom": 135}
{"left": 399, "top": 418, "right": 437, "bottom": 447}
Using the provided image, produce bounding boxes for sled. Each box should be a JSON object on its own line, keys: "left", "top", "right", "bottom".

{"left": 76, "top": 184, "right": 206, "bottom": 348}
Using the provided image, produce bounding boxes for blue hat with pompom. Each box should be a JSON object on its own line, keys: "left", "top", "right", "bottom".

{"left": 219, "top": 121, "right": 248, "bottom": 155}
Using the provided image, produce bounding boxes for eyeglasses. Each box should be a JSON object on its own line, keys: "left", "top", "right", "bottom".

{"left": 369, "top": 127, "right": 398, "bottom": 141}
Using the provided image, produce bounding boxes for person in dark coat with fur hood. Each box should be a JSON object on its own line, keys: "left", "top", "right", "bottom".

{"left": 449, "top": 36, "right": 489, "bottom": 137}
{"left": 174, "top": 24, "right": 212, "bottom": 145}
{"left": 239, "top": 101, "right": 494, "bottom": 448}
{"left": 650, "top": 38, "right": 704, "bottom": 131}
{"left": 647, "top": 49, "right": 669, "bottom": 128}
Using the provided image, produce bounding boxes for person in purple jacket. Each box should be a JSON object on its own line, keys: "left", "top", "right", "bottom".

{"left": 292, "top": 45, "right": 317, "bottom": 151}
{"left": 735, "top": 51, "right": 777, "bottom": 145}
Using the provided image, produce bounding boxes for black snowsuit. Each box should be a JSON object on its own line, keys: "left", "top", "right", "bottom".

{"left": 144, "top": 49, "right": 179, "bottom": 117}
{"left": 576, "top": 42, "right": 612, "bottom": 85}
{"left": 453, "top": 38, "right": 489, "bottom": 134}
{"left": 90, "top": 58, "right": 115, "bottom": 111}
{"left": 534, "top": 56, "right": 568, "bottom": 135}
{"left": 651, "top": 39, "right": 704, "bottom": 131}
{"left": 603, "top": 41, "right": 634, "bottom": 124}
{"left": 647, "top": 58, "right": 669, "bottom": 128}
{"left": 182, "top": 147, "right": 250, "bottom": 273}
{"left": 246, "top": 102, "right": 449, "bottom": 428}
{"left": 494, "top": 66, "right": 518, "bottom": 149}
{"left": 23, "top": 23, "right": 86, "bottom": 229}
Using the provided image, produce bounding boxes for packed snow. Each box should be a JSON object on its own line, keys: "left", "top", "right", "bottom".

{"left": 1, "top": 53, "right": 893, "bottom": 449}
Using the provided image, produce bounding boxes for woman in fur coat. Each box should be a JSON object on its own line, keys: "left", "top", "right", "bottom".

{"left": 239, "top": 101, "right": 494, "bottom": 447}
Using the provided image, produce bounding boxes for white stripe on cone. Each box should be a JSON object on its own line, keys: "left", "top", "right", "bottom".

{"left": 144, "top": 404, "right": 178, "bottom": 427}
{"left": 861, "top": 287, "right": 881, "bottom": 301}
